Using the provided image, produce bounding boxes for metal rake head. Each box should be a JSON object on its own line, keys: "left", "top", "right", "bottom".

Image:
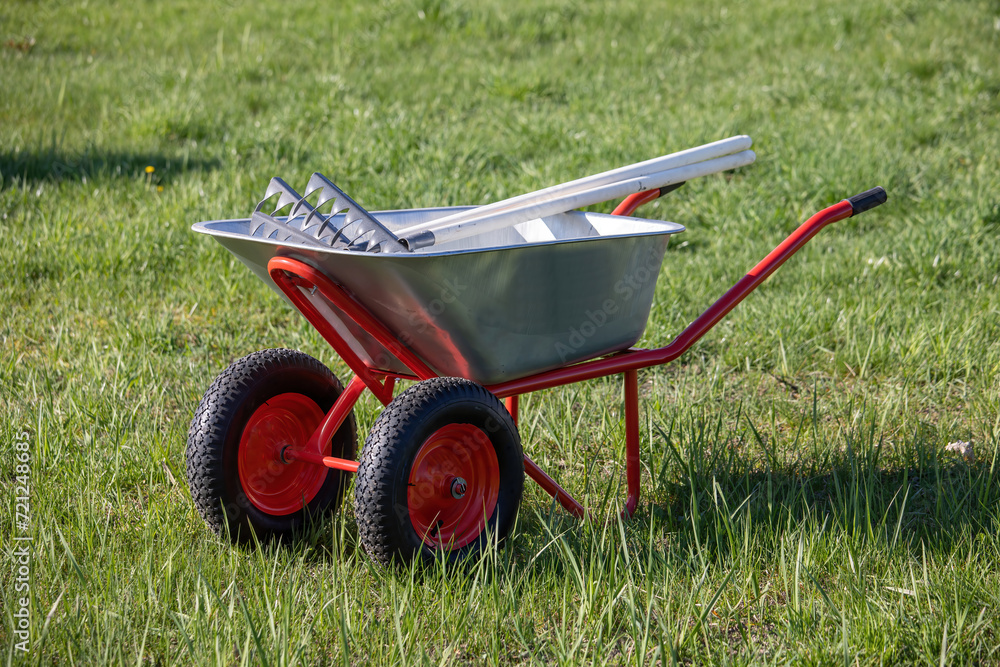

{"left": 250, "top": 174, "right": 409, "bottom": 253}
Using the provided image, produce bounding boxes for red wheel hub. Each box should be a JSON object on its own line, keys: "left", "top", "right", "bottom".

{"left": 408, "top": 424, "right": 500, "bottom": 549}
{"left": 238, "top": 393, "right": 328, "bottom": 515}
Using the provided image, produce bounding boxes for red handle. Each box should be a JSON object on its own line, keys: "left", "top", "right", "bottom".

{"left": 489, "top": 188, "right": 888, "bottom": 398}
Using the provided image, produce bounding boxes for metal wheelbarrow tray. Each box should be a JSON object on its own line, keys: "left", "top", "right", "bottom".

{"left": 186, "top": 180, "right": 887, "bottom": 567}
{"left": 193, "top": 207, "right": 685, "bottom": 385}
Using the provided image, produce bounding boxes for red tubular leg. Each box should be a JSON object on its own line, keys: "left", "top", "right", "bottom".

{"left": 524, "top": 455, "right": 586, "bottom": 519}
{"left": 281, "top": 374, "right": 367, "bottom": 470}
{"left": 506, "top": 395, "right": 519, "bottom": 426}
{"left": 622, "top": 369, "right": 641, "bottom": 518}
{"left": 377, "top": 375, "right": 398, "bottom": 406}
{"left": 306, "top": 374, "right": 367, "bottom": 450}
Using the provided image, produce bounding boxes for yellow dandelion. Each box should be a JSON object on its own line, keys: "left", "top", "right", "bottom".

{"left": 145, "top": 165, "right": 155, "bottom": 174}
{"left": 157, "top": 186, "right": 164, "bottom": 192}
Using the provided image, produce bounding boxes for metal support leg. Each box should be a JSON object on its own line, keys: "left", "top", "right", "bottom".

{"left": 623, "top": 369, "right": 641, "bottom": 518}
{"left": 505, "top": 395, "right": 519, "bottom": 426}
{"left": 524, "top": 455, "right": 586, "bottom": 519}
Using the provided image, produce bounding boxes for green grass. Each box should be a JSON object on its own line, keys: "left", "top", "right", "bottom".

{"left": 2, "top": 0, "right": 1000, "bottom": 663}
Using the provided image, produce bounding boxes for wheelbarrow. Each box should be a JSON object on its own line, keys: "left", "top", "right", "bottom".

{"left": 186, "top": 138, "right": 887, "bottom": 565}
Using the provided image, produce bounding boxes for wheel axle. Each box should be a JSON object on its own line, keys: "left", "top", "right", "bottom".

{"left": 281, "top": 446, "right": 360, "bottom": 473}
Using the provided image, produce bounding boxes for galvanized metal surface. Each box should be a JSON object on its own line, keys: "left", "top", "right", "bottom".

{"left": 194, "top": 207, "right": 685, "bottom": 385}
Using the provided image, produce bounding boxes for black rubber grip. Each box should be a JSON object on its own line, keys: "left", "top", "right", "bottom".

{"left": 658, "top": 182, "right": 685, "bottom": 196}
{"left": 847, "top": 186, "right": 887, "bottom": 215}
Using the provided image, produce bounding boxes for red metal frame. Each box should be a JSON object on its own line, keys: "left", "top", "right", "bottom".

{"left": 612, "top": 190, "right": 663, "bottom": 217}
{"left": 266, "top": 193, "right": 861, "bottom": 520}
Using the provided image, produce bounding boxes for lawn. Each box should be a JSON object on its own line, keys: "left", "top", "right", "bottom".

{"left": 2, "top": 0, "right": 999, "bottom": 664}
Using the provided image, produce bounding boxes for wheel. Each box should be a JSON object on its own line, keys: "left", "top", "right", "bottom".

{"left": 186, "top": 348, "right": 356, "bottom": 544}
{"left": 355, "top": 377, "right": 523, "bottom": 566}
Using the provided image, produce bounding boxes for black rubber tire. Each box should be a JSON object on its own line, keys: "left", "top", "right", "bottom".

{"left": 355, "top": 377, "right": 524, "bottom": 567}
{"left": 186, "top": 348, "right": 356, "bottom": 544}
